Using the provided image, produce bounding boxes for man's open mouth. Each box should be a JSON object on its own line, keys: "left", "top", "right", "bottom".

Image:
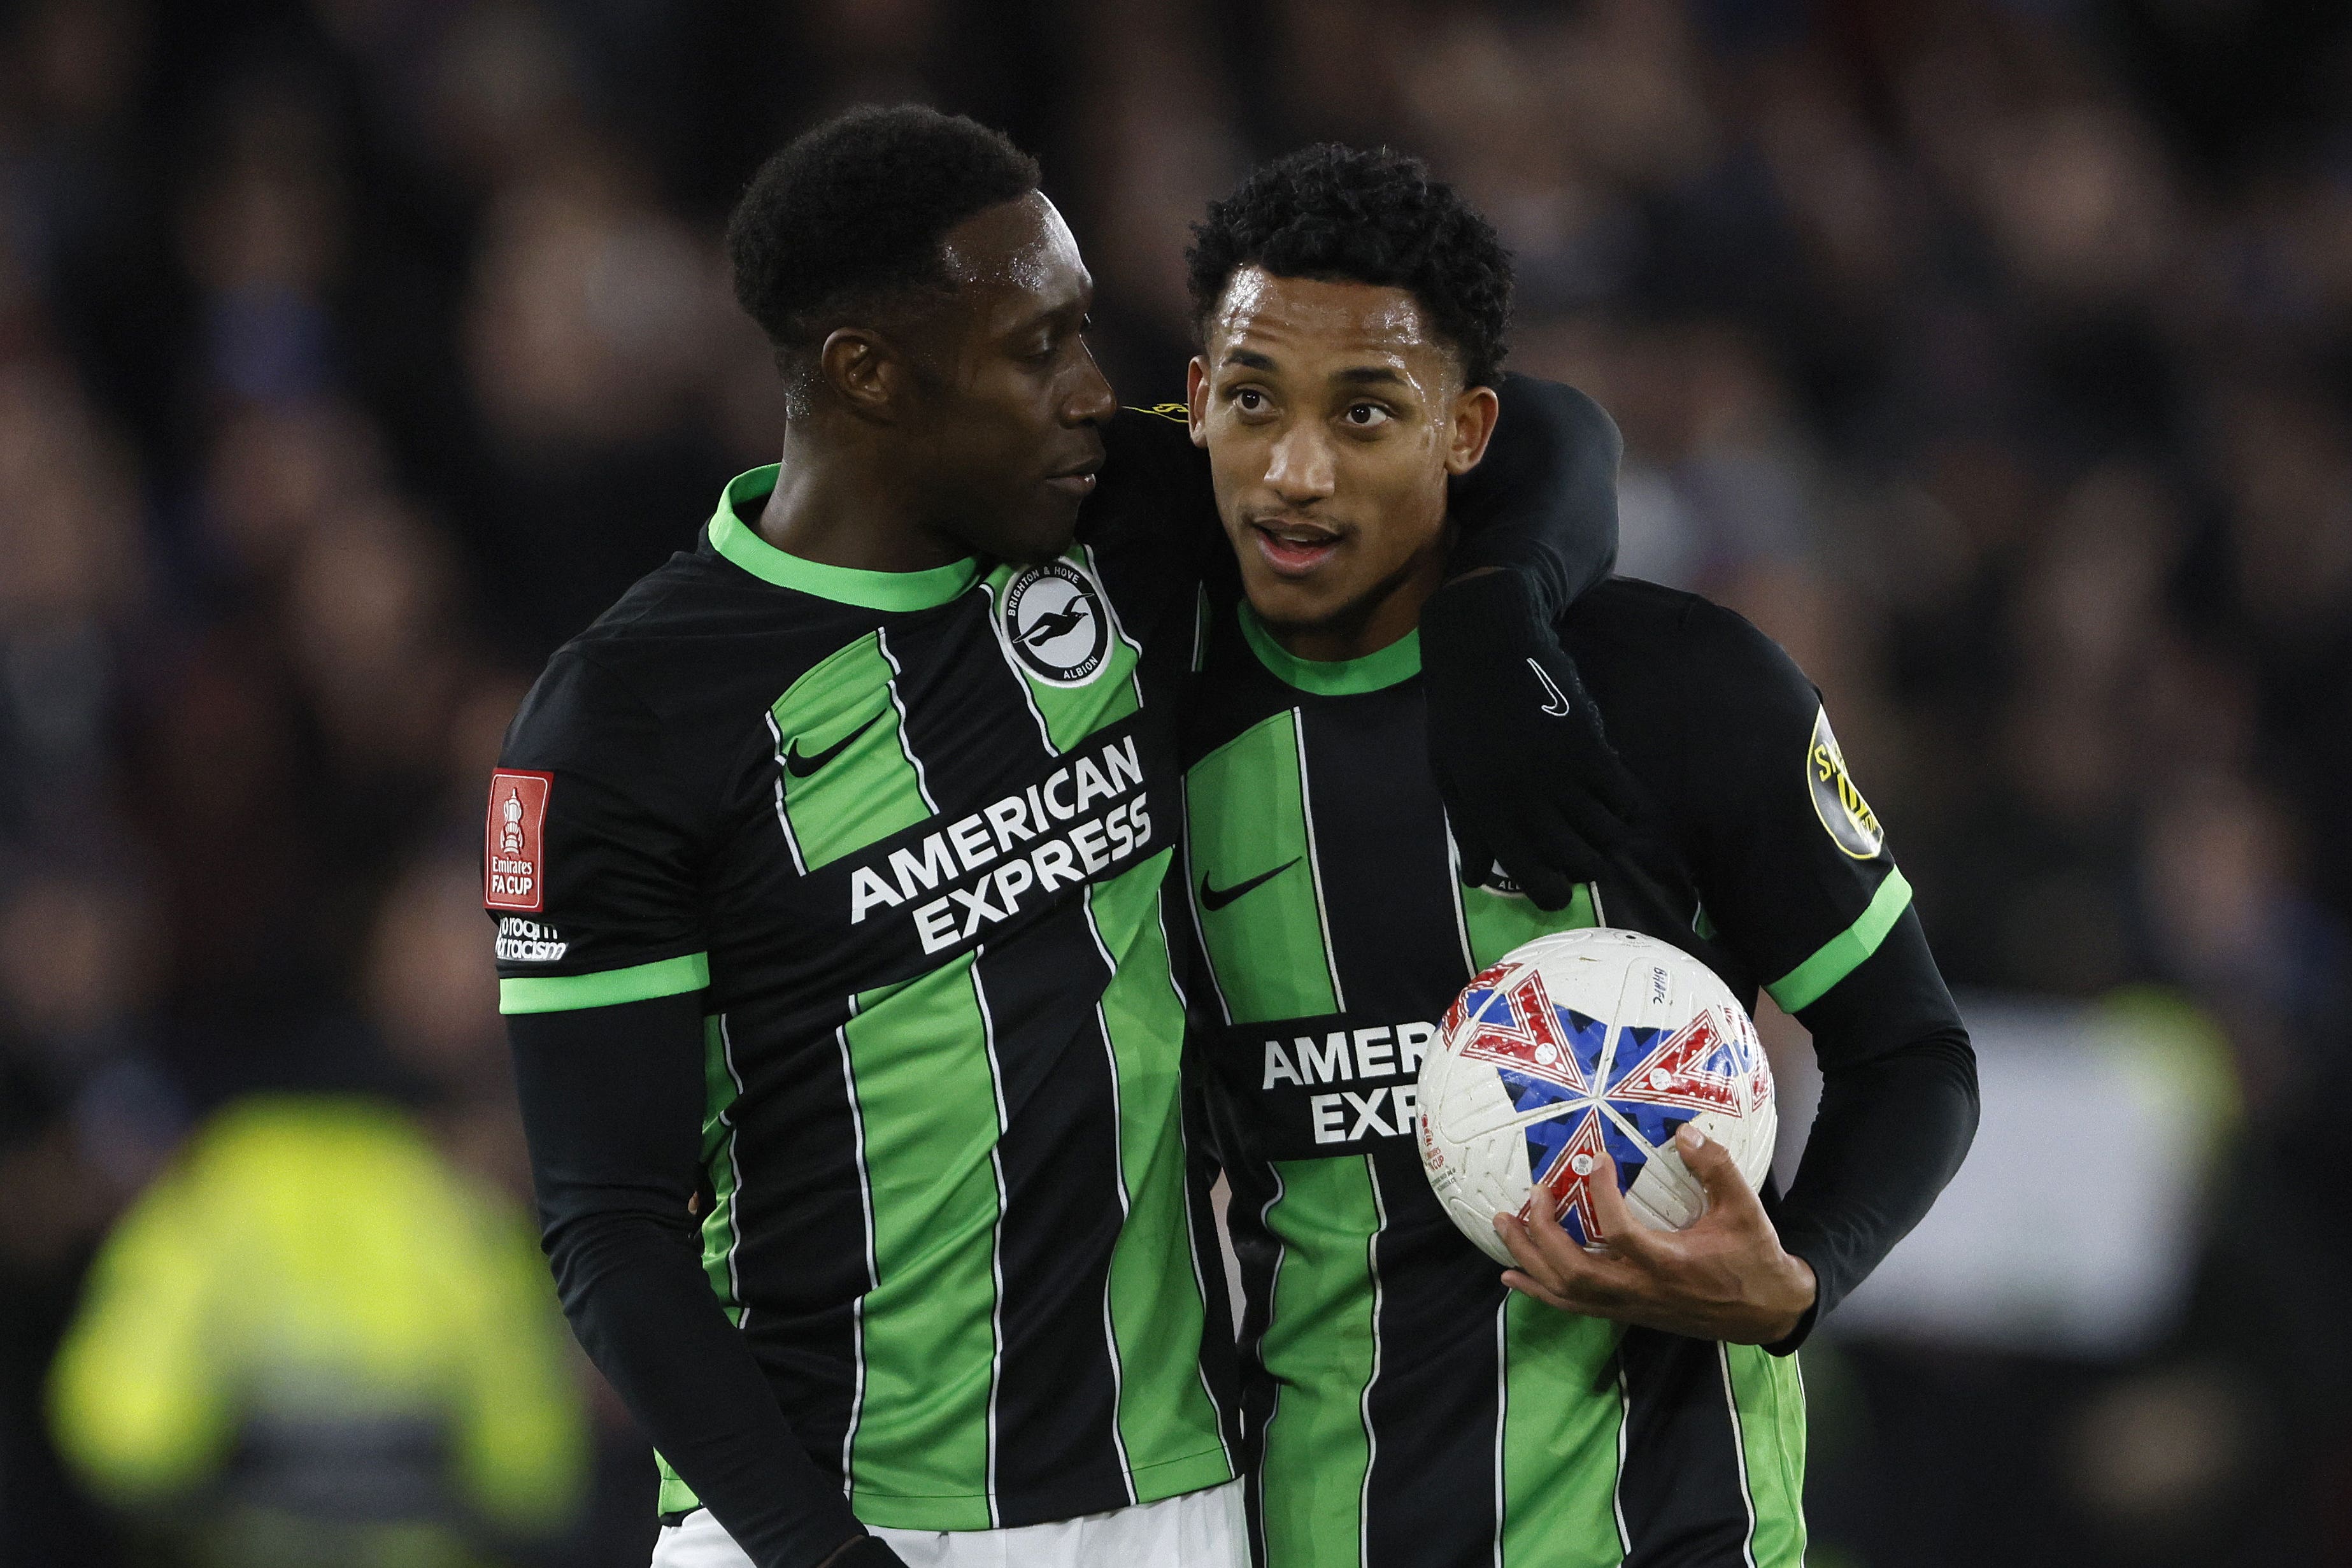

{"left": 1251, "top": 519, "right": 1343, "bottom": 576}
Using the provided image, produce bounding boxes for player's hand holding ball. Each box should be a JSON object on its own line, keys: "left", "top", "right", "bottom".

{"left": 1493, "top": 1123, "right": 1816, "bottom": 1345}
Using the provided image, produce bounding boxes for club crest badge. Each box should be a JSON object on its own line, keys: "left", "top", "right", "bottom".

{"left": 1806, "top": 707, "right": 1883, "bottom": 859}
{"left": 1000, "top": 560, "right": 1110, "bottom": 685}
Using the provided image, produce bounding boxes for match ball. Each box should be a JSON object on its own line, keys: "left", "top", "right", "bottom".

{"left": 1416, "top": 928, "right": 1777, "bottom": 1266}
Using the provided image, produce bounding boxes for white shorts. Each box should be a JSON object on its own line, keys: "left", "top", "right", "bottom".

{"left": 650, "top": 1481, "right": 1248, "bottom": 1568}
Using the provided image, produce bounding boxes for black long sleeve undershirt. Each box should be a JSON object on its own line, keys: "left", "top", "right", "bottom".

{"left": 506, "top": 995, "right": 891, "bottom": 1568}
{"left": 1764, "top": 905, "right": 1980, "bottom": 1353}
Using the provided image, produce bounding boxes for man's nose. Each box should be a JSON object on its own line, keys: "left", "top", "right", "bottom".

{"left": 1065, "top": 346, "right": 1116, "bottom": 425}
{"left": 1266, "top": 424, "right": 1336, "bottom": 503}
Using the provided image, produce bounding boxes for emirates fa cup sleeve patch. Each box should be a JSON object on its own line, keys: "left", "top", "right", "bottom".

{"left": 485, "top": 770, "right": 553, "bottom": 911}
{"left": 1806, "top": 708, "right": 1883, "bottom": 859}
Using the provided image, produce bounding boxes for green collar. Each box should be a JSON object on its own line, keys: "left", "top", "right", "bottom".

{"left": 706, "top": 466, "right": 979, "bottom": 612}
{"left": 1237, "top": 602, "right": 1422, "bottom": 695}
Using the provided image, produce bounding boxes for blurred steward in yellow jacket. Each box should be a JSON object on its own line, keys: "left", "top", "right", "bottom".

{"left": 48, "top": 1094, "right": 588, "bottom": 1567}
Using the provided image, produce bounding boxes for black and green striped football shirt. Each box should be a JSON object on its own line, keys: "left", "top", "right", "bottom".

{"left": 1182, "top": 578, "right": 1922, "bottom": 1568}
{"left": 492, "top": 420, "right": 1236, "bottom": 1530}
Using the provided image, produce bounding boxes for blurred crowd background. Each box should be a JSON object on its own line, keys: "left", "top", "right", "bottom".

{"left": 1, "top": 0, "right": 2346, "bottom": 1564}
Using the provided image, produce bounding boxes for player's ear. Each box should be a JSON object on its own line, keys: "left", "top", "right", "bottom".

{"left": 1444, "top": 383, "right": 1502, "bottom": 476}
{"left": 1186, "top": 357, "right": 1211, "bottom": 447}
{"left": 819, "top": 327, "right": 911, "bottom": 420}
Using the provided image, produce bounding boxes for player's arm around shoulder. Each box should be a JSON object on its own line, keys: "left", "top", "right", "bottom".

{"left": 1076, "top": 401, "right": 1217, "bottom": 553}
{"left": 1444, "top": 374, "right": 1624, "bottom": 613}
{"left": 1421, "top": 377, "right": 1643, "bottom": 911}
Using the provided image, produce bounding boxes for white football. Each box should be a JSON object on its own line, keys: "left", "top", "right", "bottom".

{"left": 1416, "top": 927, "right": 1777, "bottom": 1266}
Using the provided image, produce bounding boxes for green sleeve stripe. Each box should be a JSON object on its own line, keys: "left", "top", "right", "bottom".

{"left": 1765, "top": 870, "right": 1911, "bottom": 1014}
{"left": 498, "top": 953, "right": 709, "bottom": 1015}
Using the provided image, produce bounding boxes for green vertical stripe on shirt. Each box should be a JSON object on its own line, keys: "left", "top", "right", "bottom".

{"left": 1088, "top": 852, "right": 1237, "bottom": 1498}
{"left": 771, "top": 632, "right": 935, "bottom": 870}
{"left": 841, "top": 956, "right": 1001, "bottom": 1529}
{"left": 652, "top": 1016, "right": 752, "bottom": 1520}
{"left": 1185, "top": 709, "right": 1340, "bottom": 1023}
{"left": 1500, "top": 1299, "right": 1630, "bottom": 1566}
{"left": 699, "top": 1015, "right": 746, "bottom": 1319}
{"left": 1725, "top": 1344, "right": 1808, "bottom": 1565}
{"left": 1257, "top": 1157, "right": 1381, "bottom": 1568}
{"left": 1460, "top": 881, "right": 1600, "bottom": 972}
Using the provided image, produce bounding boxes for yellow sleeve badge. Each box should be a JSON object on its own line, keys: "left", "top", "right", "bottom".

{"left": 1807, "top": 706, "right": 1884, "bottom": 859}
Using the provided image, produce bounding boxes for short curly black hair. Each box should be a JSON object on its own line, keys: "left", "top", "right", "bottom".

{"left": 727, "top": 105, "right": 1039, "bottom": 382}
{"left": 1187, "top": 145, "right": 1512, "bottom": 387}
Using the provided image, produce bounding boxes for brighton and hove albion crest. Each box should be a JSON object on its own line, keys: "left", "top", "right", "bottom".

{"left": 1807, "top": 706, "right": 1883, "bottom": 859}
{"left": 1000, "top": 560, "right": 1110, "bottom": 685}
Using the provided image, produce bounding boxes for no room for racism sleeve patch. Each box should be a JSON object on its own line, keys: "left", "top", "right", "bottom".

{"left": 485, "top": 769, "right": 553, "bottom": 911}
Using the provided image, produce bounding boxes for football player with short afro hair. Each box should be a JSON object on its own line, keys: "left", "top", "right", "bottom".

{"left": 727, "top": 106, "right": 1041, "bottom": 415}
{"left": 1187, "top": 143, "right": 1513, "bottom": 390}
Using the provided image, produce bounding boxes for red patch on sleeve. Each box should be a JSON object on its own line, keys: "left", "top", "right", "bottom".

{"left": 485, "top": 771, "right": 553, "bottom": 912}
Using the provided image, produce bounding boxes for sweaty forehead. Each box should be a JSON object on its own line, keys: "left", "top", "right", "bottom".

{"left": 1212, "top": 269, "right": 1453, "bottom": 381}
{"left": 941, "top": 191, "right": 1088, "bottom": 308}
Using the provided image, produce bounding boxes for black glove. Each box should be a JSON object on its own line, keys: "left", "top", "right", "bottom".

{"left": 1420, "top": 569, "right": 1649, "bottom": 911}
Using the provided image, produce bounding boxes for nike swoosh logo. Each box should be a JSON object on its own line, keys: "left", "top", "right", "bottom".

{"left": 1199, "top": 858, "right": 1301, "bottom": 912}
{"left": 783, "top": 713, "right": 881, "bottom": 778}
{"left": 1530, "top": 658, "right": 1572, "bottom": 717}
